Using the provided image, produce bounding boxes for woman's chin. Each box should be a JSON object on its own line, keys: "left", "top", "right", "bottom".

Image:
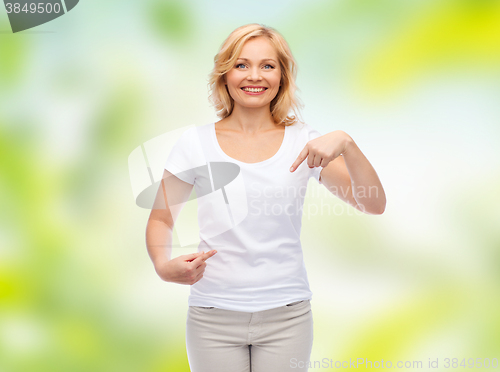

{"left": 232, "top": 101, "right": 273, "bottom": 110}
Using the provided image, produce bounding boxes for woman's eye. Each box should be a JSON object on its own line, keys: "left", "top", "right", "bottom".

{"left": 264, "top": 64, "right": 275, "bottom": 70}
{"left": 235, "top": 63, "right": 246, "bottom": 69}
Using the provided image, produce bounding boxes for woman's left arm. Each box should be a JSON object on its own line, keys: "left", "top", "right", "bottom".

{"left": 290, "top": 130, "right": 386, "bottom": 215}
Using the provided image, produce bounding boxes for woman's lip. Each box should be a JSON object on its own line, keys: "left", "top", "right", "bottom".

{"left": 240, "top": 87, "right": 268, "bottom": 95}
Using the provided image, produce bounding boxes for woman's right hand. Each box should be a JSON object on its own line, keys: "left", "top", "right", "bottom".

{"left": 156, "top": 250, "right": 217, "bottom": 285}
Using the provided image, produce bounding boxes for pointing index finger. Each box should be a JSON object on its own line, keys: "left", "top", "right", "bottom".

{"left": 190, "top": 250, "right": 216, "bottom": 268}
{"left": 290, "top": 146, "right": 309, "bottom": 172}
{"left": 205, "top": 250, "right": 217, "bottom": 259}
{"left": 200, "top": 250, "right": 217, "bottom": 262}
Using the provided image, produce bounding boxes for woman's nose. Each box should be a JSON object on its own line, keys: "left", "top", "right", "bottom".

{"left": 247, "top": 67, "right": 261, "bottom": 81}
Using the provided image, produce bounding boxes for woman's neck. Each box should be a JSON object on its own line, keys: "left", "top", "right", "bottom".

{"left": 222, "top": 104, "right": 277, "bottom": 133}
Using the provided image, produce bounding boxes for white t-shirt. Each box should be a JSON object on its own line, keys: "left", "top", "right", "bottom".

{"left": 164, "top": 121, "right": 323, "bottom": 312}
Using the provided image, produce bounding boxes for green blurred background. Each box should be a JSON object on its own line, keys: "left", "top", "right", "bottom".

{"left": 1, "top": 0, "right": 499, "bottom": 371}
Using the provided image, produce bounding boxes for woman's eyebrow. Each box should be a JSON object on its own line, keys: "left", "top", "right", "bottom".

{"left": 237, "top": 58, "right": 277, "bottom": 63}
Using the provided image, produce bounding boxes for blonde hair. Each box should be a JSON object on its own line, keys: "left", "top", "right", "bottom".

{"left": 207, "top": 23, "right": 303, "bottom": 126}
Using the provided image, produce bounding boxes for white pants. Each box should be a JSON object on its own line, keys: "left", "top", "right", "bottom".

{"left": 186, "top": 300, "right": 314, "bottom": 372}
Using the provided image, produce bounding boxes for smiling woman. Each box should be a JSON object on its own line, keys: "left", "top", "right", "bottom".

{"left": 145, "top": 22, "right": 386, "bottom": 372}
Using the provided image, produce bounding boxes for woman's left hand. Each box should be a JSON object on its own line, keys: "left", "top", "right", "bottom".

{"left": 289, "top": 130, "right": 352, "bottom": 172}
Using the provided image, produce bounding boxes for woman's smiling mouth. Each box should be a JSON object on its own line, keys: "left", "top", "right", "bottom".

{"left": 241, "top": 86, "right": 268, "bottom": 94}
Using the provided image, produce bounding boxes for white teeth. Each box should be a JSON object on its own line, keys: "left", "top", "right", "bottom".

{"left": 242, "top": 87, "right": 265, "bottom": 92}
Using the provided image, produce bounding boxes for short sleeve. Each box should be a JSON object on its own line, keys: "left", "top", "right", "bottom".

{"left": 305, "top": 124, "right": 323, "bottom": 185}
{"left": 164, "top": 127, "right": 197, "bottom": 185}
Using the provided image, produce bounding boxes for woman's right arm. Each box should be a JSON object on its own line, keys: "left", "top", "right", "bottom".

{"left": 145, "top": 169, "right": 216, "bottom": 285}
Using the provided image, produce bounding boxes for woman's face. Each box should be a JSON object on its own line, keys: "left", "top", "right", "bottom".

{"left": 224, "top": 37, "right": 282, "bottom": 111}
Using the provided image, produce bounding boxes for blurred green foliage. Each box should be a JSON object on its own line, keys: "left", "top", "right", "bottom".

{"left": 148, "top": 0, "right": 193, "bottom": 45}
